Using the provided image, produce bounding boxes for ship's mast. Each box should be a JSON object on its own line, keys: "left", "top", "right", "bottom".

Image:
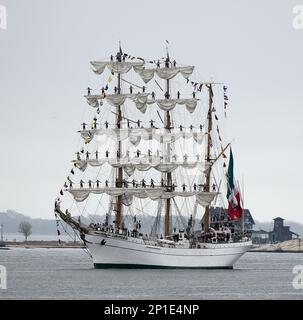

{"left": 164, "top": 57, "right": 172, "bottom": 238}
{"left": 203, "top": 84, "right": 213, "bottom": 234}
{"left": 115, "top": 45, "right": 123, "bottom": 229}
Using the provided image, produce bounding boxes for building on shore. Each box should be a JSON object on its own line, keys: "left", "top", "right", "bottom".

{"left": 252, "top": 217, "right": 299, "bottom": 244}
{"left": 201, "top": 207, "right": 255, "bottom": 235}
{"left": 251, "top": 229, "right": 270, "bottom": 244}
{"left": 269, "top": 217, "right": 299, "bottom": 243}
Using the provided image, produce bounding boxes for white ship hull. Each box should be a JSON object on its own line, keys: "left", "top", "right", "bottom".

{"left": 86, "top": 232, "right": 252, "bottom": 269}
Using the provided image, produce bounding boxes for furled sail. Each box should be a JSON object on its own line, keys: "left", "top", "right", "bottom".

{"left": 68, "top": 188, "right": 217, "bottom": 206}
{"left": 90, "top": 61, "right": 144, "bottom": 75}
{"left": 90, "top": 60, "right": 194, "bottom": 81}
{"left": 80, "top": 127, "right": 205, "bottom": 145}
{"left": 85, "top": 94, "right": 198, "bottom": 114}
{"left": 134, "top": 66, "right": 195, "bottom": 83}
{"left": 73, "top": 157, "right": 206, "bottom": 176}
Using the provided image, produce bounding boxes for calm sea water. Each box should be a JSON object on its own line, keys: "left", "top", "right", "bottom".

{"left": 0, "top": 248, "right": 303, "bottom": 300}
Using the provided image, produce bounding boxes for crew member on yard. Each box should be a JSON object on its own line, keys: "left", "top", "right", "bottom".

{"left": 150, "top": 179, "right": 155, "bottom": 188}
{"left": 93, "top": 117, "right": 97, "bottom": 129}
{"left": 96, "top": 179, "right": 101, "bottom": 188}
{"left": 142, "top": 179, "right": 146, "bottom": 188}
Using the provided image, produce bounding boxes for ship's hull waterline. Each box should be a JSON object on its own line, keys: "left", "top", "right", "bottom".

{"left": 86, "top": 233, "right": 252, "bottom": 269}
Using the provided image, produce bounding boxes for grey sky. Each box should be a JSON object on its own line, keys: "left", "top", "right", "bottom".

{"left": 0, "top": 0, "right": 302, "bottom": 222}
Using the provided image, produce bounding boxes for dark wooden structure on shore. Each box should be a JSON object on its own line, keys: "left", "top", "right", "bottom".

{"left": 269, "top": 217, "right": 299, "bottom": 243}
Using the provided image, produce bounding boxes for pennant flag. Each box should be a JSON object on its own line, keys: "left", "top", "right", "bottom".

{"left": 226, "top": 149, "right": 243, "bottom": 220}
{"left": 81, "top": 148, "right": 84, "bottom": 154}
{"left": 223, "top": 162, "right": 226, "bottom": 168}
{"left": 60, "top": 190, "right": 64, "bottom": 196}
{"left": 215, "top": 114, "right": 219, "bottom": 121}
{"left": 57, "top": 229, "right": 61, "bottom": 236}
{"left": 70, "top": 169, "right": 75, "bottom": 175}
{"left": 186, "top": 78, "right": 190, "bottom": 84}
{"left": 223, "top": 85, "right": 228, "bottom": 92}
{"left": 64, "top": 182, "right": 68, "bottom": 188}
{"left": 224, "top": 94, "right": 229, "bottom": 101}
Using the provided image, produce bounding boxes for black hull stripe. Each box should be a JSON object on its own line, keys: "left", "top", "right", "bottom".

{"left": 94, "top": 263, "right": 233, "bottom": 270}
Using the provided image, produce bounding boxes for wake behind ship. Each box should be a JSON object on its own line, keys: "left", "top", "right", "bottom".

{"left": 54, "top": 45, "right": 252, "bottom": 268}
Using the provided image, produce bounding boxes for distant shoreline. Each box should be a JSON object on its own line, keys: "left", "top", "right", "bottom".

{"left": 249, "top": 249, "right": 303, "bottom": 253}
{"left": 3, "top": 241, "right": 84, "bottom": 249}
{"left": 249, "top": 239, "right": 303, "bottom": 253}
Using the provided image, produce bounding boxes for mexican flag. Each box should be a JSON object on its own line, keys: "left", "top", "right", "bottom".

{"left": 226, "top": 149, "right": 243, "bottom": 220}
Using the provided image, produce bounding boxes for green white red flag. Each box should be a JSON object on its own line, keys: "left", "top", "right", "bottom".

{"left": 226, "top": 149, "right": 243, "bottom": 220}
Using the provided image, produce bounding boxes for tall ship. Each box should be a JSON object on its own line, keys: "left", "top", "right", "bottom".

{"left": 54, "top": 45, "right": 252, "bottom": 269}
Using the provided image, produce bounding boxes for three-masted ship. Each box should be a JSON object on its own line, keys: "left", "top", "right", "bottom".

{"left": 54, "top": 46, "right": 252, "bottom": 268}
